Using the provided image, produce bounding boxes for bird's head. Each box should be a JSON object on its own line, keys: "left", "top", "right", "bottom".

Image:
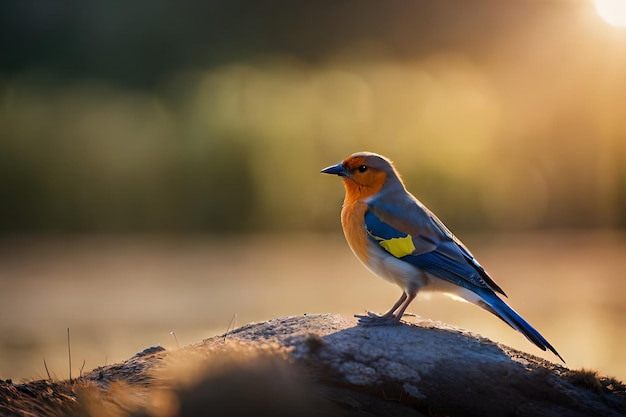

{"left": 321, "top": 152, "right": 404, "bottom": 202}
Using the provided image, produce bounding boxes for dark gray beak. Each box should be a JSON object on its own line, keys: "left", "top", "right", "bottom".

{"left": 320, "top": 163, "right": 347, "bottom": 177}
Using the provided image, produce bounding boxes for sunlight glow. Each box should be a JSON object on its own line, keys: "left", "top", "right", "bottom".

{"left": 594, "top": 0, "right": 626, "bottom": 27}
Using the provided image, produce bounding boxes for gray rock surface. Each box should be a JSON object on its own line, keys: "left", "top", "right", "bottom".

{"left": 8, "top": 313, "right": 617, "bottom": 417}
{"left": 214, "top": 314, "right": 625, "bottom": 417}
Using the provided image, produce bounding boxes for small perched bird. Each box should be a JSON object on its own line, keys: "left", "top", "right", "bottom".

{"left": 321, "top": 151, "right": 563, "bottom": 362}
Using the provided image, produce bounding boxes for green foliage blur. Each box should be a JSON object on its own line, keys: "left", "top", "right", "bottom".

{"left": 1, "top": 1, "right": 625, "bottom": 234}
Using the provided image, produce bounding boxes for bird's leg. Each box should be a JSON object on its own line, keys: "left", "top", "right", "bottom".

{"left": 390, "top": 291, "right": 417, "bottom": 322}
{"left": 380, "top": 292, "right": 408, "bottom": 318}
{"left": 355, "top": 292, "right": 407, "bottom": 326}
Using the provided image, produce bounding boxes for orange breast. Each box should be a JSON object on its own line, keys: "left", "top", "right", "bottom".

{"left": 341, "top": 200, "right": 369, "bottom": 264}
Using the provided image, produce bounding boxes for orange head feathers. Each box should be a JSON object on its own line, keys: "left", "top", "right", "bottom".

{"left": 320, "top": 152, "right": 405, "bottom": 204}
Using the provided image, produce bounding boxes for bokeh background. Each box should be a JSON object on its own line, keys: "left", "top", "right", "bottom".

{"left": 1, "top": 0, "right": 625, "bottom": 382}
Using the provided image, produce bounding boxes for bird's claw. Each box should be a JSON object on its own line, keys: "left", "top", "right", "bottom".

{"left": 354, "top": 312, "right": 401, "bottom": 326}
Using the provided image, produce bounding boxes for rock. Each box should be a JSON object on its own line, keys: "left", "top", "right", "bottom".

{"left": 3, "top": 314, "right": 625, "bottom": 417}
{"left": 211, "top": 314, "right": 625, "bottom": 417}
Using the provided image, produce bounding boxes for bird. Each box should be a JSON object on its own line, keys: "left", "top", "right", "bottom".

{"left": 321, "top": 151, "right": 564, "bottom": 362}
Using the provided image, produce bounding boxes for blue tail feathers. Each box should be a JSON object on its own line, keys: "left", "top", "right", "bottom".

{"left": 477, "top": 290, "right": 564, "bottom": 363}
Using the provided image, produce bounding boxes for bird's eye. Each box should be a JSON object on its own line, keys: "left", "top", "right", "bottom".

{"left": 358, "top": 165, "right": 367, "bottom": 173}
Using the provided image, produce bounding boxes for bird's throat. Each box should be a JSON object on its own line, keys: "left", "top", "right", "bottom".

{"left": 342, "top": 177, "right": 384, "bottom": 205}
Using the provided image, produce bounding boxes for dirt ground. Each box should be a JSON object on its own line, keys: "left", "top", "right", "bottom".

{"left": 0, "top": 231, "right": 625, "bottom": 382}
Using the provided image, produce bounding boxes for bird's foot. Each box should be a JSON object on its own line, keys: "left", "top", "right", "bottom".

{"left": 354, "top": 311, "right": 401, "bottom": 326}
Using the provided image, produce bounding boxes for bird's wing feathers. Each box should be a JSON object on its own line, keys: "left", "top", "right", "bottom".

{"left": 366, "top": 197, "right": 506, "bottom": 296}
{"left": 365, "top": 197, "right": 439, "bottom": 255}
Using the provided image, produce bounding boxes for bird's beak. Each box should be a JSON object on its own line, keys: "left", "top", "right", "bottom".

{"left": 320, "top": 163, "right": 347, "bottom": 177}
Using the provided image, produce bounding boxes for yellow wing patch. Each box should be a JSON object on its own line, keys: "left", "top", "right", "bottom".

{"left": 378, "top": 235, "right": 416, "bottom": 258}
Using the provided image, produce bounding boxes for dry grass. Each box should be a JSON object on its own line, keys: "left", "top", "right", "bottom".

{"left": 1, "top": 341, "right": 337, "bottom": 417}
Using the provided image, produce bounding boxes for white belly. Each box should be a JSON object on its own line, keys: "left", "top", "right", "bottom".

{"left": 363, "top": 244, "right": 429, "bottom": 293}
{"left": 360, "top": 243, "right": 480, "bottom": 305}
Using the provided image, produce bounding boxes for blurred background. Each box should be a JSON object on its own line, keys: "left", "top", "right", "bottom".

{"left": 1, "top": 0, "right": 625, "bottom": 382}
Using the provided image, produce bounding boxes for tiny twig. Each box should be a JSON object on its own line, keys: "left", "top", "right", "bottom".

{"left": 223, "top": 313, "right": 238, "bottom": 341}
{"left": 170, "top": 331, "right": 180, "bottom": 348}
{"left": 80, "top": 359, "right": 86, "bottom": 378}
{"left": 43, "top": 358, "right": 52, "bottom": 381}
{"left": 67, "top": 328, "right": 72, "bottom": 383}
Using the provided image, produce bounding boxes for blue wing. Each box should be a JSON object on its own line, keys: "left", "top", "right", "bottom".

{"left": 364, "top": 209, "right": 504, "bottom": 295}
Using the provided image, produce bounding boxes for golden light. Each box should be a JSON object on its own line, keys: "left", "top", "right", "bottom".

{"left": 594, "top": 0, "right": 626, "bottom": 27}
